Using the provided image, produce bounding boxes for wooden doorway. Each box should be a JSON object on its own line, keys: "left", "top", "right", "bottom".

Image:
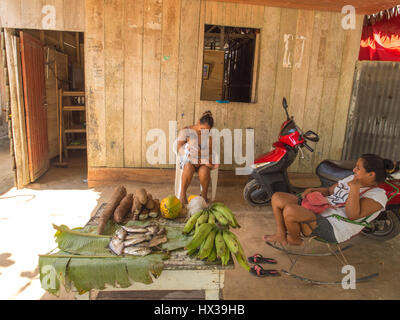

{"left": 20, "top": 31, "right": 50, "bottom": 181}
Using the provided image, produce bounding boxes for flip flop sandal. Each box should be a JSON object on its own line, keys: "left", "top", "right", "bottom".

{"left": 248, "top": 253, "right": 277, "bottom": 264}
{"left": 250, "top": 264, "right": 281, "bottom": 278}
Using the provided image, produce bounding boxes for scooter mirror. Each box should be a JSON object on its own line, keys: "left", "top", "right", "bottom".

{"left": 282, "top": 97, "right": 290, "bottom": 120}
{"left": 282, "top": 98, "right": 288, "bottom": 109}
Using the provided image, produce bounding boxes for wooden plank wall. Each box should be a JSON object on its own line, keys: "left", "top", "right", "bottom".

{"left": 0, "top": 0, "right": 85, "bottom": 32}
{"left": 85, "top": 0, "right": 363, "bottom": 173}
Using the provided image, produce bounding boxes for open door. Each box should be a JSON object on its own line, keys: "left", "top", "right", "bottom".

{"left": 20, "top": 32, "right": 49, "bottom": 182}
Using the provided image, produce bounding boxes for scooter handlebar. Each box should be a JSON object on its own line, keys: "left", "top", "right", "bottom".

{"left": 303, "top": 142, "right": 314, "bottom": 152}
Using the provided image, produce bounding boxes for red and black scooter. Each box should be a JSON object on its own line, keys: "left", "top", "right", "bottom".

{"left": 243, "top": 97, "right": 319, "bottom": 206}
{"left": 243, "top": 97, "right": 400, "bottom": 240}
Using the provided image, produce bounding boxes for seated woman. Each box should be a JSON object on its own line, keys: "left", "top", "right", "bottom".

{"left": 176, "top": 111, "right": 219, "bottom": 205}
{"left": 264, "top": 154, "right": 394, "bottom": 246}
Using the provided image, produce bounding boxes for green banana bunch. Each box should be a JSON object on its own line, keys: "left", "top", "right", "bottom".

{"left": 182, "top": 202, "right": 249, "bottom": 272}
{"left": 210, "top": 203, "right": 240, "bottom": 228}
{"left": 221, "top": 246, "right": 231, "bottom": 265}
{"left": 208, "top": 211, "right": 216, "bottom": 224}
{"left": 207, "top": 245, "right": 217, "bottom": 262}
{"left": 183, "top": 210, "right": 203, "bottom": 234}
{"left": 234, "top": 249, "right": 250, "bottom": 271}
{"left": 222, "top": 230, "right": 239, "bottom": 255}
{"left": 197, "top": 210, "right": 209, "bottom": 225}
{"left": 185, "top": 223, "right": 214, "bottom": 251}
{"left": 198, "top": 228, "right": 217, "bottom": 260}
{"left": 215, "top": 230, "right": 227, "bottom": 259}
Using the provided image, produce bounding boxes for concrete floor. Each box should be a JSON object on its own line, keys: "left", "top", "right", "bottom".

{"left": 0, "top": 143, "right": 400, "bottom": 300}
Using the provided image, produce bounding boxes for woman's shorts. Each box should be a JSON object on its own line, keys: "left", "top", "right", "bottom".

{"left": 309, "top": 215, "right": 338, "bottom": 244}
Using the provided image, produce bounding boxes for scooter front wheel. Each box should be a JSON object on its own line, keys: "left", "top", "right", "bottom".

{"left": 243, "top": 179, "right": 272, "bottom": 207}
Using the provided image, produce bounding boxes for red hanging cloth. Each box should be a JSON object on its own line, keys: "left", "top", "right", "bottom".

{"left": 359, "top": 14, "right": 400, "bottom": 61}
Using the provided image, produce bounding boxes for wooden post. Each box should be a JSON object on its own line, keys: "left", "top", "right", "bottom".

{"left": 251, "top": 31, "right": 260, "bottom": 103}
{"left": 75, "top": 32, "right": 80, "bottom": 65}
{"left": 40, "top": 30, "right": 45, "bottom": 45}
{"left": 59, "top": 32, "right": 64, "bottom": 52}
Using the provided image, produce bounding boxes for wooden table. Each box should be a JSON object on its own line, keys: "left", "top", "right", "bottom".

{"left": 74, "top": 204, "right": 234, "bottom": 300}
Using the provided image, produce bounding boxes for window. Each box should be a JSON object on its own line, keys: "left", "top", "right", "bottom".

{"left": 201, "top": 25, "right": 260, "bottom": 103}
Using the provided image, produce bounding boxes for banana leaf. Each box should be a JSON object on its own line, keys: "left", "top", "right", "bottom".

{"left": 53, "top": 224, "right": 112, "bottom": 256}
{"left": 39, "top": 253, "right": 71, "bottom": 295}
{"left": 40, "top": 221, "right": 192, "bottom": 295}
{"left": 38, "top": 250, "right": 165, "bottom": 295}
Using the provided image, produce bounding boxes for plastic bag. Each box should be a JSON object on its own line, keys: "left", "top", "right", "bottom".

{"left": 187, "top": 196, "right": 207, "bottom": 216}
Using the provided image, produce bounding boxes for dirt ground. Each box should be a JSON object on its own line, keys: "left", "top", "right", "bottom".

{"left": 0, "top": 144, "right": 399, "bottom": 300}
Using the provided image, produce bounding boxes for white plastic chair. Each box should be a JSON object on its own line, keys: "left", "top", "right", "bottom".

{"left": 173, "top": 139, "right": 219, "bottom": 202}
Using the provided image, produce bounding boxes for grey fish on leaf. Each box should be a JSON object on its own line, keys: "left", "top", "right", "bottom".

{"left": 123, "top": 234, "right": 152, "bottom": 247}
{"left": 115, "top": 228, "right": 127, "bottom": 241}
{"left": 122, "top": 225, "right": 148, "bottom": 233}
{"left": 156, "top": 227, "right": 166, "bottom": 236}
{"left": 109, "top": 236, "right": 124, "bottom": 256}
{"left": 123, "top": 246, "right": 152, "bottom": 256}
{"left": 146, "top": 224, "right": 160, "bottom": 235}
{"left": 148, "top": 235, "right": 168, "bottom": 248}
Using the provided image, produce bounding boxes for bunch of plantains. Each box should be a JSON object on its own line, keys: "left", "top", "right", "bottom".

{"left": 183, "top": 202, "right": 250, "bottom": 271}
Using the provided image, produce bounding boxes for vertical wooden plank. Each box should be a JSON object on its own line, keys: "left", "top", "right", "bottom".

{"left": 75, "top": 32, "right": 81, "bottom": 65}
{"left": 207, "top": 0, "right": 218, "bottom": 26}
{"left": 159, "top": 0, "right": 181, "bottom": 168}
{"left": 45, "top": 47, "right": 57, "bottom": 158}
{"left": 270, "top": 8, "right": 298, "bottom": 164}
{"left": 251, "top": 31, "right": 260, "bottom": 103}
{"left": 0, "top": 1, "right": 22, "bottom": 28}
{"left": 142, "top": 0, "right": 162, "bottom": 167}
{"left": 223, "top": 1, "right": 233, "bottom": 27}
{"left": 298, "top": 10, "right": 331, "bottom": 173}
{"left": 244, "top": 5, "right": 264, "bottom": 134}
{"left": 329, "top": 14, "right": 363, "bottom": 160}
{"left": 85, "top": 0, "right": 106, "bottom": 167}
{"left": 239, "top": 4, "right": 264, "bottom": 159}
{"left": 254, "top": 6, "right": 281, "bottom": 158}
{"left": 104, "top": 0, "right": 125, "bottom": 167}
{"left": 197, "top": 1, "right": 219, "bottom": 143}
{"left": 21, "top": 0, "right": 43, "bottom": 30}
{"left": 205, "top": 0, "right": 213, "bottom": 25}
{"left": 63, "top": 0, "right": 85, "bottom": 31}
{"left": 253, "top": 4, "right": 265, "bottom": 26}
{"left": 313, "top": 12, "right": 346, "bottom": 169}
{"left": 215, "top": 1, "right": 225, "bottom": 26}
{"left": 195, "top": 0, "right": 206, "bottom": 124}
{"left": 4, "top": 30, "right": 30, "bottom": 187}
{"left": 287, "top": 9, "right": 314, "bottom": 172}
{"left": 124, "top": 0, "right": 144, "bottom": 167}
{"left": 177, "top": 0, "right": 201, "bottom": 129}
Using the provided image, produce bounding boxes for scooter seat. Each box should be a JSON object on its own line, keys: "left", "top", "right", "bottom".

{"left": 316, "top": 160, "right": 355, "bottom": 184}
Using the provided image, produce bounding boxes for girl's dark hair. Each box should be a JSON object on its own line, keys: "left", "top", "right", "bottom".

{"left": 360, "top": 154, "right": 395, "bottom": 182}
{"left": 200, "top": 110, "right": 214, "bottom": 128}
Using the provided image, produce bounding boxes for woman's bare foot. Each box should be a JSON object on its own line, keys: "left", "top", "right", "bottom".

{"left": 286, "top": 234, "right": 303, "bottom": 246}
{"left": 179, "top": 195, "right": 188, "bottom": 205}
{"left": 263, "top": 233, "right": 288, "bottom": 246}
{"left": 201, "top": 194, "right": 209, "bottom": 205}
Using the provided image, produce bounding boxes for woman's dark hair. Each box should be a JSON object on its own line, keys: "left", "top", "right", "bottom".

{"left": 360, "top": 154, "right": 395, "bottom": 182}
{"left": 200, "top": 110, "right": 214, "bottom": 128}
